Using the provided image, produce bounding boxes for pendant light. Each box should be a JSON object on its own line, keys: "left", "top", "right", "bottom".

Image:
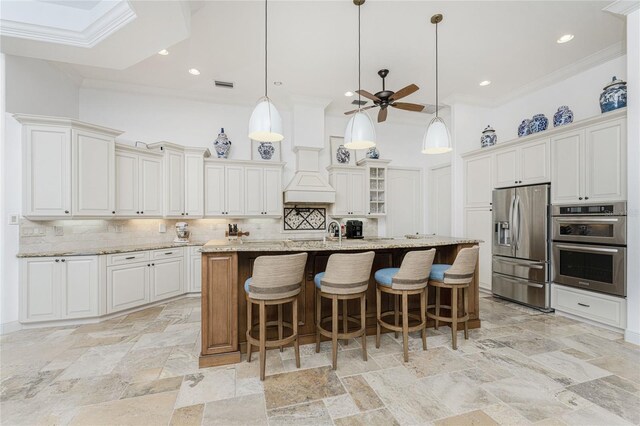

{"left": 344, "top": 0, "right": 376, "bottom": 150}
{"left": 422, "top": 14, "right": 451, "bottom": 154}
{"left": 248, "top": 0, "right": 284, "bottom": 142}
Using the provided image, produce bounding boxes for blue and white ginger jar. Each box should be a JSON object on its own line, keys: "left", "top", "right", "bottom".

{"left": 553, "top": 106, "right": 574, "bottom": 127}
{"left": 517, "top": 119, "right": 531, "bottom": 137}
{"left": 599, "top": 76, "right": 627, "bottom": 113}
{"left": 528, "top": 114, "right": 548, "bottom": 134}
{"left": 214, "top": 128, "right": 232, "bottom": 159}
{"left": 480, "top": 125, "right": 497, "bottom": 148}
{"left": 258, "top": 142, "right": 275, "bottom": 160}
{"left": 336, "top": 145, "right": 351, "bottom": 164}
{"left": 366, "top": 146, "right": 380, "bottom": 159}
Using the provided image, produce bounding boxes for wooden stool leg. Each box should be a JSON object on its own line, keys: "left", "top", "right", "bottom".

{"left": 278, "top": 304, "right": 284, "bottom": 352}
{"left": 259, "top": 301, "right": 267, "bottom": 381}
{"left": 360, "top": 294, "right": 367, "bottom": 361}
{"left": 293, "top": 298, "right": 300, "bottom": 368}
{"left": 402, "top": 292, "right": 409, "bottom": 362}
{"left": 463, "top": 286, "right": 469, "bottom": 340}
{"left": 343, "top": 299, "right": 349, "bottom": 345}
{"left": 451, "top": 288, "right": 458, "bottom": 350}
{"left": 421, "top": 289, "right": 427, "bottom": 351}
{"left": 246, "top": 299, "right": 253, "bottom": 362}
{"left": 315, "top": 291, "right": 321, "bottom": 353}
{"left": 394, "top": 294, "right": 400, "bottom": 338}
{"left": 331, "top": 296, "right": 338, "bottom": 370}
{"left": 435, "top": 287, "right": 441, "bottom": 330}
{"left": 376, "top": 287, "right": 381, "bottom": 349}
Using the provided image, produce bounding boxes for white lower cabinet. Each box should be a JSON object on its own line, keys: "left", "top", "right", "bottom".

{"left": 107, "top": 262, "right": 150, "bottom": 313}
{"left": 150, "top": 257, "right": 184, "bottom": 301}
{"left": 552, "top": 284, "right": 626, "bottom": 329}
{"left": 464, "top": 207, "right": 493, "bottom": 291}
{"left": 63, "top": 257, "right": 100, "bottom": 318}
{"left": 188, "top": 246, "right": 202, "bottom": 293}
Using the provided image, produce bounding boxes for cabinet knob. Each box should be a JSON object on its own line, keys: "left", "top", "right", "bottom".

{"left": 136, "top": 211, "right": 140, "bottom": 214}
{"left": 579, "top": 197, "right": 583, "bottom": 200}
{"left": 151, "top": 263, "right": 155, "bottom": 266}
{"left": 112, "top": 211, "right": 116, "bottom": 214}
{"left": 55, "top": 259, "right": 60, "bottom": 262}
{"left": 140, "top": 211, "right": 144, "bottom": 214}
{"left": 147, "top": 264, "right": 150, "bottom": 267}
{"left": 185, "top": 213, "right": 188, "bottom": 216}
{"left": 585, "top": 197, "right": 589, "bottom": 200}
{"left": 65, "top": 210, "right": 69, "bottom": 214}
{"left": 181, "top": 213, "right": 184, "bottom": 215}
{"left": 61, "top": 259, "right": 65, "bottom": 262}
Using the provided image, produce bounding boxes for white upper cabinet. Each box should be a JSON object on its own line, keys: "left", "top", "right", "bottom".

{"left": 244, "top": 167, "right": 264, "bottom": 216}
{"left": 16, "top": 115, "right": 122, "bottom": 219}
{"left": 205, "top": 163, "right": 226, "bottom": 216}
{"left": 164, "top": 149, "right": 185, "bottom": 218}
{"left": 551, "top": 117, "right": 626, "bottom": 204}
{"left": 225, "top": 165, "right": 245, "bottom": 216}
{"left": 494, "top": 148, "right": 518, "bottom": 188}
{"left": 328, "top": 166, "right": 366, "bottom": 217}
{"left": 184, "top": 148, "right": 209, "bottom": 217}
{"left": 138, "top": 154, "right": 163, "bottom": 217}
{"left": 115, "top": 149, "right": 139, "bottom": 216}
{"left": 494, "top": 139, "right": 549, "bottom": 188}
{"left": 464, "top": 154, "right": 493, "bottom": 207}
{"left": 244, "top": 166, "right": 283, "bottom": 216}
{"left": 263, "top": 167, "right": 283, "bottom": 216}
{"left": 115, "top": 145, "right": 163, "bottom": 217}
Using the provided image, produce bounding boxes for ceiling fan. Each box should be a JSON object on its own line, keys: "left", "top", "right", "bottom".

{"left": 345, "top": 69, "right": 425, "bottom": 123}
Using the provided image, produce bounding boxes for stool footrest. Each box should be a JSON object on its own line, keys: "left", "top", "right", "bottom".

{"left": 378, "top": 310, "right": 425, "bottom": 334}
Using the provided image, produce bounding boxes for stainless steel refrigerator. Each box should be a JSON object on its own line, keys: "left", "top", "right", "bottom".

{"left": 492, "top": 183, "right": 552, "bottom": 311}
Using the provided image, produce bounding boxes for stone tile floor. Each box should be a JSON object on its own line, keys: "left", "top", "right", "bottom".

{"left": 1, "top": 295, "right": 639, "bottom": 425}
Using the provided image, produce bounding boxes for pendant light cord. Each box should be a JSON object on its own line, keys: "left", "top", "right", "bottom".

{"left": 435, "top": 18, "right": 438, "bottom": 118}
{"left": 264, "top": 0, "right": 268, "bottom": 98}
{"left": 357, "top": 2, "right": 361, "bottom": 110}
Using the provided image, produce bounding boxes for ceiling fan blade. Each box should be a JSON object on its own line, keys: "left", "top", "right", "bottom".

{"left": 378, "top": 107, "right": 388, "bottom": 123}
{"left": 389, "top": 84, "right": 419, "bottom": 101}
{"left": 344, "top": 105, "right": 377, "bottom": 115}
{"left": 356, "top": 90, "right": 381, "bottom": 102}
{"left": 392, "top": 102, "right": 425, "bottom": 112}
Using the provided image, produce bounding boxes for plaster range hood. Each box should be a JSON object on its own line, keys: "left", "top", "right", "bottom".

{"left": 284, "top": 147, "right": 335, "bottom": 204}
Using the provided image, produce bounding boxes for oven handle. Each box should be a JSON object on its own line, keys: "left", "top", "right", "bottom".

{"left": 494, "top": 258, "right": 544, "bottom": 269}
{"left": 554, "top": 244, "right": 620, "bottom": 254}
{"left": 500, "top": 276, "right": 544, "bottom": 288}
{"left": 555, "top": 218, "right": 620, "bottom": 223}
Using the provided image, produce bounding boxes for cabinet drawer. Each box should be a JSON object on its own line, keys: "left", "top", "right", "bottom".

{"left": 107, "top": 251, "right": 149, "bottom": 266}
{"left": 552, "top": 284, "right": 626, "bottom": 329}
{"left": 190, "top": 246, "right": 203, "bottom": 256}
{"left": 151, "top": 248, "right": 184, "bottom": 260}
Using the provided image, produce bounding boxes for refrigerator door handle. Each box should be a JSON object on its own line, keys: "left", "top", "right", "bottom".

{"left": 494, "top": 257, "right": 545, "bottom": 269}
{"left": 501, "top": 275, "right": 544, "bottom": 289}
{"left": 515, "top": 194, "right": 522, "bottom": 252}
{"left": 508, "top": 195, "right": 516, "bottom": 256}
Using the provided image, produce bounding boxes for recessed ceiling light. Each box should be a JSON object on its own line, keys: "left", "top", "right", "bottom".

{"left": 557, "top": 34, "right": 574, "bottom": 44}
{"left": 158, "top": 49, "right": 169, "bottom": 56}
{"left": 479, "top": 80, "right": 491, "bottom": 86}
{"left": 188, "top": 68, "right": 200, "bottom": 76}
{"left": 344, "top": 91, "right": 354, "bottom": 97}
{"left": 273, "top": 81, "right": 283, "bottom": 86}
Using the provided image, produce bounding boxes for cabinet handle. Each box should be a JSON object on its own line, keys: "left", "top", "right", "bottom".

{"left": 125, "top": 256, "right": 135, "bottom": 260}
{"left": 577, "top": 302, "right": 590, "bottom": 308}
{"left": 164, "top": 252, "right": 173, "bottom": 255}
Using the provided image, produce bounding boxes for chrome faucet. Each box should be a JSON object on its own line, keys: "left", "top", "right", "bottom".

{"left": 327, "top": 220, "right": 342, "bottom": 246}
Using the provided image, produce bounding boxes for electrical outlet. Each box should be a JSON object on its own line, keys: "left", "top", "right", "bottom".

{"left": 159, "top": 223, "right": 166, "bottom": 233}
{"left": 8, "top": 214, "right": 19, "bottom": 225}
{"left": 54, "top": 226, "right": 63, "bottom": 236}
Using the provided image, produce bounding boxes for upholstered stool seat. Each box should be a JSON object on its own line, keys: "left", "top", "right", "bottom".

{"left": 426, "top": 246, "right": 479, "bottom": 350}
{"left": 375, "top": 250, "right": 435, "bottom": 362}
{"left": 315, "top": 251, "right": 375, "bottom": 370}
{"left": 245, "top": 252, "right": 307, "bottom": 380}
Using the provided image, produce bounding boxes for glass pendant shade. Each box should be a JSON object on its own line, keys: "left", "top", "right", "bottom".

{"left": 248, "top": 97, "right": 284, "bottom": 142}
{"left": 421, "top": 116, "right": 451, "bottom": 154}
{"left": 344, "top": 111, "right": 376, "bottom": 150}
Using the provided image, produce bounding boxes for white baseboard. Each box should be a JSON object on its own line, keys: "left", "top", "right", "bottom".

{"left": 0, "top": 321, "right": 23, "bottom": 335}
{"left": 624, "top": 329, "right": 640, "bottom": 346}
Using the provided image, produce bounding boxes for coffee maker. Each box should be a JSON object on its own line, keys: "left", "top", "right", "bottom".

{"left": 174, "top": 222, "right": 190, "bottom": 243}
{"left": 345, "top": 220, "right": 364, "bottom": 239}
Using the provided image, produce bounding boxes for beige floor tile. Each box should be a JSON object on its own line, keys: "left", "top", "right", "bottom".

{"left": 567, "top": 377, "right": 640, "bottom": 424}
{"left": 422, "top": 371, "right": 499, "bottom": 414}
{"left": 203, "top": 393, "right": 268, "bottom": 425}
{"left": 121, "top": 375, "right": 183, "bottom": 399}
{"left": 267, "top": 400, "right": 333, "bottom": 426}
{"left": 264, "top": 366, "right": 346, "bottom": 410}
{"left": 434, "top": 409, "right": 499, "bottom": 426}
{"left": 530, "top": 351, "right": 611, "bottom": 383}
{"left": 175, "top": 368, "right": 236, "bottom": 408}
{"left": 341, "top": 375, "right": 384, "bottom": 412}
{"left": 169, "top": 403, "right": 204, "bottom": 426}
{"left": 334, "top": 408, "right": 399, "bottom": 426}
{"left": 401, "top": 346, "right": 472, "bottom": 378}
{"left": 323, "top": 393, "right": 359, "bottom": 419}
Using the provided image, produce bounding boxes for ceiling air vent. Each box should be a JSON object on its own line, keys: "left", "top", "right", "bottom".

{"left": 214, "top": 80, "right": 234, "bottom": 88}
{"left": 351, "top": 99, "right": 367, "bottom": 106}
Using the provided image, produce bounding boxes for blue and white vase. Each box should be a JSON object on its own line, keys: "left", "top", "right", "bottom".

{"left": 336, "top": 145, "right": 351, "bottom": 164}
{"left": 213, "top": 128, "right": 231, "bottom": 159}
{"left": 517, "top": 119, "right": 531, "bottom": 137}
{"left": 600, "top": 76, "right": 627, "bottom": 113}
{"left": 257, "top": 142, "right": 275, "bottom": 160}
{"left": 480, "top": 125, "right": 497, "bottom": 148}
{"left": 553, "top": 106, "right": 574, "bottom": 127}
{"left": 366, "top": 146, "right": 380, "bottom": 159}
{"left": 528, "top": 114, "right": 548, "bottom": 134}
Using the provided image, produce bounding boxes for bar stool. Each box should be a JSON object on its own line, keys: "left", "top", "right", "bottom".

{"left": 314, "top": 251, "right": 375, "bottom": 370}
{"left": 374, "top": 249, "right": 436, "bottom": 362}
{"left": 426, "top": 246, "right": 479, "bottom": 350}
{"left": 245, "top": 252, "right": 308, "bottom": 380}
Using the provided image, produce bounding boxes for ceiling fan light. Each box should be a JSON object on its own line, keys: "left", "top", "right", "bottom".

{"left": 422, "top": 116, "right": 451, "bottom": 154}
{"left": 248, "top": 97, "right": 284, "bottom": 142}
{"left": 344, "top": 111, "right": 376, "bottom": 150}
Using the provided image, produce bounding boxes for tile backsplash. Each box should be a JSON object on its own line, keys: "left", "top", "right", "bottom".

{"left": 19, "top": 215, "right": 378, "bottom": 254}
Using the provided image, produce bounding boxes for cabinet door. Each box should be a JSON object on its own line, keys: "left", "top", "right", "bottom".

{"left": 139, "top": 155, "right": 163, "bottom": 217}
{"left": 225, "top": 165, "right": 245, "bottom": 216}
{"left": 23, "top": 125, "right": 71, "bottom": 217}
{"left": 185, "top": 154, "right": 204, "bottom": 217}
{"left": 331, "top": 171, "right": 350, "bottom": 216}
{"left": 585, "top": 119, "right": 626, "bottom": 202}
{"left": 21, "top": 258, "right": 61, "bottom": 321}
{"left": 520, "top": 139, "right": 550, "bottom": 185}
{"left": 205, "top": 164, "right": 225, "bottom": 216}
{"left": 494, "top": 148, "right": 519, "bottom": 188}
{"left": 115, "top": 150, "right": 139, "bottom": 216}
{"left": 190, "top": 255, "right": 202, "bottom": 292}
{"left": 107, "top": 263, "right": 149, "bottom": 313}
{"left": 349, "top": 171, "right": 366, "bottom": 216}
{"left": 63, "top": 257, "right": 99, "bottom": 318}
{"left": 72, "top": 129, "right": 115, "bottom": 217}
{"left": 263, "top": 167, "right": 282, "bottom": 216}
{"left": 551, "top": 131, "right": 583, "bottom": 204}
{"left": 464, "top": 155, "right": 493, "bottom": 207}
{"left": 151, "top": 258, "right": 184, "bottom": 301}
{"left": 464, "top": 208, "right": 493, "bottom": 291}
{"left": 244, "top": 167, "right": 264, "bottom": 216}
{"left": 164, "top": 150, "right": 184, "bottom": 217}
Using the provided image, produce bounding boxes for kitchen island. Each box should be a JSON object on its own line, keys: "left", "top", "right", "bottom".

{"left": 199, "top": 236, "right": 482, "bottom": 367}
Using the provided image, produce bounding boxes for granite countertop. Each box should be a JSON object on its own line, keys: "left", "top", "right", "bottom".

{"left": 201, "top": 236, "right": 481, "bottom": 253}
{"left": 16, "top": 241, "right": 209, "bottom": 258}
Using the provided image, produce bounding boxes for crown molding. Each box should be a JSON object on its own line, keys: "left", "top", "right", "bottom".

{"left": 603, "top": 0, "right": 640, "bottom": 16}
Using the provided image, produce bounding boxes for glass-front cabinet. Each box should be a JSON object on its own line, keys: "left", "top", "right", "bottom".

{"left": 357, "top": 159, "right": 391, "bottom": 217}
